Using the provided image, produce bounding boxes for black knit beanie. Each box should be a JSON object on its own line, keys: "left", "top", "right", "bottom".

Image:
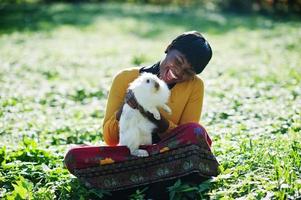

{"left": 165, "top": 31, "right": 212, "bottom": 74}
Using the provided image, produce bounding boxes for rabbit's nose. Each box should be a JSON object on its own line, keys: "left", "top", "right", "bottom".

{"left": 154, "top": 82, "right": 160, "bottom": 90}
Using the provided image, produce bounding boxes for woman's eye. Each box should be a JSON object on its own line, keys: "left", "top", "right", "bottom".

{"left": 146, "top": 79, "right": 150, "bottom": 83}
{"left": 175, "top": 59, "right": 181, "bottom": 66}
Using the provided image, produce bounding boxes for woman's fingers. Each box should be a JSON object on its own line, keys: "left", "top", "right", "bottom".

{"left": 128, "top": 99, "right": 138, "bottom": 109}
{"left": 125, "top": 90, "right": 138, "bottom": 109}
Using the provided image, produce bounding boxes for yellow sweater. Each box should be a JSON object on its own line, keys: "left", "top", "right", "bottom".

{"left": 103, "top": 68, "right": 204, "bottom": 146}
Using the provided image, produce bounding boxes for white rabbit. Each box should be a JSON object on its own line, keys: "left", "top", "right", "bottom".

{"left": 119, "top": 73, "right": 171, "bottom": 157}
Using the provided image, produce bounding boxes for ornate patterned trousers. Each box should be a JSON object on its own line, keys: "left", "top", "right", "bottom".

{"left": 64, "top": 123, "right": 219, "bottom": 193}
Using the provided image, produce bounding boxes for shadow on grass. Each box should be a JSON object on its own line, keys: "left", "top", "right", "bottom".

{"left": 0, "top": 2, "right": 300, "bottom": 36}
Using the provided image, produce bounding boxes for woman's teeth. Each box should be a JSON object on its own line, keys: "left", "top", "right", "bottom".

{"left": 167, "top": 69, "right": 177, "bottom": 81}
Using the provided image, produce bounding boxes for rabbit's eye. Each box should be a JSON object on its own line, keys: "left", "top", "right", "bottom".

{"left": 146, "top": 79, "right": 150, "bottom": 83}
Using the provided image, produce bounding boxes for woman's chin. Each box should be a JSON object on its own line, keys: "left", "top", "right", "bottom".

{"left": 163, "top": 78, "right": 177, "bottom": 84}
{"left": 160, "top": 72, "right": 177, "bottom": 84}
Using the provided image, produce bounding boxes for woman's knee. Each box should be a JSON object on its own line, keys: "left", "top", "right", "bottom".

{"left": 64, "top": 148, "right": 77, "bottom": 173}
{"left": 176, "top": 123, "right": 212, "bottom": 147}
{"left": 179, "top": 122, "right": 206, "bottom": 135}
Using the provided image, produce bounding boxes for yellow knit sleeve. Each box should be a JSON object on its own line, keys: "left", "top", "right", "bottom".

{"left": 179, "top": 78, "right": 204, "bottom": 124}
{"left": 103, "top": 71, "right": 128, "bottom": 146}
{"left": 102, "top": 70, "right": 138, "bottom": 146}
{"left": 157, "top": 77, "right": 204, "bottom": 139}
{"left": 102, "top": 73, "right": 124, "bottom": 145}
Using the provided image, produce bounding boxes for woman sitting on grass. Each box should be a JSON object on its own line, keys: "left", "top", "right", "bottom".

{"left": 64, "top": 31, "right": 219, "bottom": 199}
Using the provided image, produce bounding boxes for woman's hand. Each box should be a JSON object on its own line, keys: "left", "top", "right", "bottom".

{"left": 117, "top": 90, "right": 169, "bottom": 134}
{"left": 116, "top": 90, "right": 138, "bottom": 121}
{"left": 137, "top": 104, "right": 169, "bottom": 134}
{"left": 125, "top": 90, "right": 138, "bottom": 109}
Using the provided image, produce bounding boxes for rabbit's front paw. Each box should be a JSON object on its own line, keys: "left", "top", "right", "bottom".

{"left": 162, "top": 104, "right": 172, "bottom": 114}
{"left": 153, "top": 112, "right": 161, "bottom": 120}
{"left": 148, "top": 108, "right": 161, "bottom": 120}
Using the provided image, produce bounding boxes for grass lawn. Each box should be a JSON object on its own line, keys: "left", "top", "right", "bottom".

{"left": 0, "top": 2, "right": 300, "bottom": 199}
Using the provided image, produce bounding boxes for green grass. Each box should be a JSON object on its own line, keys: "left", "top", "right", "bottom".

{"left": 0, "top": 2, "right": 301, "bottom": 199}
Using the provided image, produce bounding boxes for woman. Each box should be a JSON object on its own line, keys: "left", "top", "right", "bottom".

{"left": 64, "top": 31, "right": 219, "bottom": 199}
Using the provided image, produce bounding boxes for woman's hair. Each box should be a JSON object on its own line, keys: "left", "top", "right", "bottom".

{"left": 165, "top": 31, "right": 212, "bottom": 74}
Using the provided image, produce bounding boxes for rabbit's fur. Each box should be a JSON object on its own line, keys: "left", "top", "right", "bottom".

{"left": 119, "top": 73, "right": 171, "bottom": 157}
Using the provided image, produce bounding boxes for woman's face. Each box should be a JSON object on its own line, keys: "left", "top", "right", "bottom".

{"left": 159, "top": 49, "right": 195, "bottom": 84}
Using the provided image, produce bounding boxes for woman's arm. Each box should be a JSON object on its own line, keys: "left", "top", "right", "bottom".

{"left": 102, "top": 72, "right": 128, "bottom": 146}
{"left": 152, "top": 78, "right": 204, "bottom": 139}
{"left": 179, "top": 78, "right": 204, "bottom": 124}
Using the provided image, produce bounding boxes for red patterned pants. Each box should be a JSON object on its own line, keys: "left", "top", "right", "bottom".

{"left": 64, "top": 123, "right": 219, "bottom": 194}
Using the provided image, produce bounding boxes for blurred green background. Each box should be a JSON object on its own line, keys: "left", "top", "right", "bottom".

{"left": 0, "top": 1, "right": 301, "bottom": 199}
{"left": 1, "top": 0, "right": 301, "bottom": 14}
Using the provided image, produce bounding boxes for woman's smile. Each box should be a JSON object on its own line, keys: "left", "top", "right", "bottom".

{"left": 162, "top": 68, "right": 178, "bottom": 83}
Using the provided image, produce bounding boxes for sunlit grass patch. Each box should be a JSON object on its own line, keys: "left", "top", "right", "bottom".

{"left": 0, "top": 2, "right": 301, "bottom": 199}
